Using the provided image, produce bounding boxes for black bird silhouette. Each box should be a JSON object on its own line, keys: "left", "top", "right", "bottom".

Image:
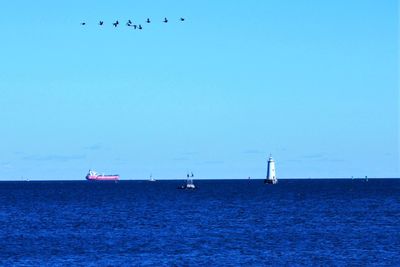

{"left": 113, "top": 20, "right": 119, "bottom": 27}
{"left": 146, "top": 18, "right": 151, "bottom": 23}
{"left": 99, "top": 21, "right": 104, "bottom": 25}
{"left": 80, "top": 22, "right": 86, "bottom": 25}
{"left": 128, "top": 20, "right": 132, "bottom": 24}
{"left": 133, "top": 25, "right": 137, "bottom": 29}
{"left": 180, "top": 17, "right": 185, "bottom": 21}
{"left": 138, "top": 24, "right": 142, "bottom": 30}
{"left": 163, "top": 17, "right": 168, "bottom": 23}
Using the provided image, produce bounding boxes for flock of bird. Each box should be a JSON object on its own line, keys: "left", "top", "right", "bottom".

{"left": 80, "top": 17, "right": 185, "bottom": 30}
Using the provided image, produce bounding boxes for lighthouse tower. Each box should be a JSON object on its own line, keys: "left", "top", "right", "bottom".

{"left": 265, "top": 155, "right": 278, "bottom": 184}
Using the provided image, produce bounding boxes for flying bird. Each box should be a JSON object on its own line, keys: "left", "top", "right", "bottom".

{"left": 80, "top": 16, "right": 187, "bottom": 29}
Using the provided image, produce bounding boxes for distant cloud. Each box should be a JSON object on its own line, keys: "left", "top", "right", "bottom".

{"left": 0, "top": 162, "right": 12, "bottom": 169}
{"left": 182, "top": 151, "right": 199, "bottom": 156}
{"left": 286, "top": 158, "right": 302, "bottom": 163}
{"left": 325, "top": 158, "right": 346, "bottom": 163}
{"left": 84, "top": 144, "right": 102, "bottom": 151}
{"left": 172, "top": 157, "right": 189, "bottom": 161}
{"left": 22, "top": 154, "right": 86, "bottom": 162}
{"left": 201, "top": 160, "right": 224, "bottom": 165}
{"left": 303, "top": 153, "right": 325, "bottom": 159}
{"left": 243, "top": 149, "right": 264, "bottom": 154}
{"left": 172, "top": 152, "right": 199, "bottom": 161}
{"left": 294, "top": 153, "right": 346, "bottom": 163}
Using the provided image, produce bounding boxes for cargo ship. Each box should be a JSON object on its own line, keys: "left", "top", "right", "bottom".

{"left": 86, "top": 170, "right": 119, "bottom": 181}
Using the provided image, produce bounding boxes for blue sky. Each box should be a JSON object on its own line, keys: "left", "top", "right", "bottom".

{"left": 0, "top": 0, "right": 398, "bottom": 180}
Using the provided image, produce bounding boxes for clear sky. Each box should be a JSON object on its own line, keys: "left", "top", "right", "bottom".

{"left": 0, "top": 0, "right": 398, "bottom": 180}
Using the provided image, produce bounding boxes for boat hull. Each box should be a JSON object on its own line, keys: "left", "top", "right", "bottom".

{"left": 177, "top": 184, "right": 196, "bottom": 190}
{"left": 86, "top": 175, "right": 119, "bottom": 181}
{"left": 178, "top": 186, "right": 196, "bottom": 190}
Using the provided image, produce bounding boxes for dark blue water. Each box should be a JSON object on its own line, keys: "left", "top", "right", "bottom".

{"left": 0, "top": 179, "right": 399, "bottom": 266}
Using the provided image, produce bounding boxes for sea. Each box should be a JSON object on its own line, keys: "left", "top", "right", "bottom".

{"left": 0, "top": 179, "right": 399, "bottom": 266}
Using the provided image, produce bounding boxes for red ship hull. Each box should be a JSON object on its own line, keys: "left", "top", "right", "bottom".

{"left": 86, "top": 175, "right": 119, "bottom": 181}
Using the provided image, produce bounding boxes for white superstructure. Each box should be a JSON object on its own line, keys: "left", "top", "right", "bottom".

{"left": 186, "top": 172, "right": 196, "bottom": 189}
{"left": 89, "top": 170, "right": 98, "bottom": 176}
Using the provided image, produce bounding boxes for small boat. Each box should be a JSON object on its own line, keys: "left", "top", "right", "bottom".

{"left": 148, "top": 174, "right": 156, "bottom": 182}
{"left": 178, "top": 172, "right": 196, "bottom": 189}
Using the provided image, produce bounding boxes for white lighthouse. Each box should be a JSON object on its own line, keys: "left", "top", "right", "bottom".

{"left": 265, "top": 155, "right": 278, "bottom": 184}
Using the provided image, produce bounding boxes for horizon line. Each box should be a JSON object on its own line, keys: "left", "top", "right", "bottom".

{"left": 0, "top": 177, "right": 399, "bottom": 182}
